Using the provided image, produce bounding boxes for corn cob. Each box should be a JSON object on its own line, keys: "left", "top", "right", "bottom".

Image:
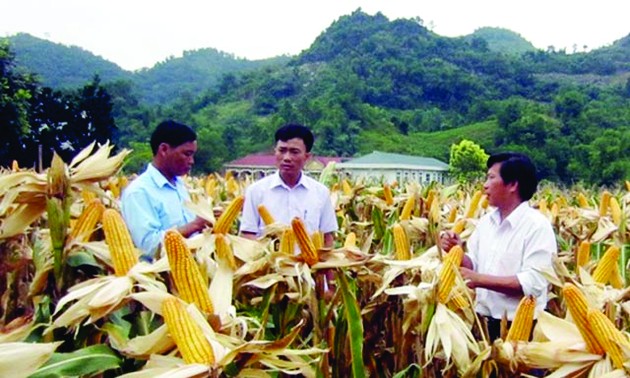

{"left": 279, "top": 228, "right": 295, "bottom": 255}
{"left": 505, "top": 295, "right": 536, "bottom": 342}
{"left": 383, "top": 184, "right": 394, "bottom": 206}
{"left": 437, "top": 261, "right": 457, "bottom": 304}
{"left": 204, "top": 175, "right": 217, "bottom": 197}
{"left": 400, "top": 195, "right": 415, "bottom": 220}
{"left": 592, "top": 245, "right": 620, "bottom": 284}
{"left": 291, "top": 217, "right": 318, "bottom": 266}
{"left": 599, "top": 191, "right": 611, "bottom": 217}
{"left": 448, "top": 291, "right": 470, "bottom": 310}
{"left": 447, "top": 206, "right": 458, "bottom": 223}
{"left": 609, "top": 263, "right": 624, "bottom": 289}
{"left": 444, "top": 245, "right": 464, "bottom": 267}
{"left": 587, "top": 308, "right": 630, "bottom": 369}
{"left": 550, "top": 202, "right": 559, "bottom": 222}
{"left": 214, "top": 234, "right": 237, "bottom": 270}
{"left": 226, "top": 177, "right": 239, "bottom": 195}
{"left": 575, "top": 240, "right": 591, "bottom": 268}
{"left": 451, "top": 219, "right": 466, "bottom": 235}
{"left": 576, "top": 192, "right": 589, "bottom": 208}
{"left": 213, "top": 195, "right": 244, "bottom": 234}
{"left": 162, "top": 297, "right": 215, "bottom": 365}
{"left": 609, "top": 197, "right": 621, "bottom": 226}
{"left": 342, "top": 179, "right": 353, "bottom": 195}
{"left": 257, "top": 204, "right": 275, "bottom": 225}
{"left": 538, "top": 199, "right": 548, "bottom": 216}
{"left": 392, "top": 223, "right": 411, "bottom": 260}
{"left": 626, "top": 180, "right": 630, "bottom": 192}
{"left": 425, "top": 190, "right": 436, "bottom": 213}
{"left": 69, "top": 198, "right": 105, "bottom": 242}
{"left": 464, "top": 190, "right": 483, "bottom": 219}
{"left": 480, "top": 194, "right": 489, "bottom": 209}
{"left": 102, "top": 209, "right": 139, "bottom": 276}
{"left": 562, "top": 283, "right": 605, "bottom": 355}
{"left": 81, "top": 189, "right": 97, "bottom": 204}
{"left": 311, "top": 231, "right": 324, "bottom": 250}
{"left": 344, "top": 232, "right": 357, "bottom": 248}
{"left": 164, "top": 230, "right": 214, "bottom": 314}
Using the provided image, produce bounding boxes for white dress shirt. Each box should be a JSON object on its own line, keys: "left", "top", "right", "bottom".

{"left": 467, "top": 201, "right": 557, "bottom": 320}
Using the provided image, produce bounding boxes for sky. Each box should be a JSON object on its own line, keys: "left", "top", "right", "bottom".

{"left": 2, "top": 0, "right": 629, "bottom": 71}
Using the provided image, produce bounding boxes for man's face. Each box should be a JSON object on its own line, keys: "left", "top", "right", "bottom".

{"left": 164, "top": 140, "right": 197, "bottom": 177}
{"left": 274, "top": 138, "right": 311, "bottom": 178}
{"left": 483, "top": 163, "right": 511, "bottom": 208}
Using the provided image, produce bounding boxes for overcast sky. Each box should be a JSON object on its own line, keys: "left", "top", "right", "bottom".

{"left": 2, "top": 0, "right": 629, "bottom": 71}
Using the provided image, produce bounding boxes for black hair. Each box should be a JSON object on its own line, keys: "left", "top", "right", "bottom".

{"left": 274, "top": 124, "right": 314, "bottom": 152}
{"left": 150, "top": 120, "right": 197, "bottom": 155}
{"left": 487, "top": 152, "right": 538, "bottom": 201}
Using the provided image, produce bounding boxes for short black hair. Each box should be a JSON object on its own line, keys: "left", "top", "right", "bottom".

{"left": 487, "top": 152, "right": 538, "bottom": 201}
{"left": 150, "top": 120, "right": 196, "bottom": 155}
{"left": 274, "top": 124, "right": 314, "bottom": 152}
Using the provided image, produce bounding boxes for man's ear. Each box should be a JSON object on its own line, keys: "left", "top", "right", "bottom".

{"left": 157, "top": 142, "right": 170, "bottom": 156}
{"left": 507, "top": 180, "right": 519, "bottom": 195}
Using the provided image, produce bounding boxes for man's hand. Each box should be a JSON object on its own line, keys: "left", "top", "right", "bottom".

{"left": 439, "top": 230, "right": 462, "bottom": 253}
{"left": 179, "top": 216, "right": 211, "bottom": 237}
{"left": 459, "top": 267, "right": 478, "bottom": 288}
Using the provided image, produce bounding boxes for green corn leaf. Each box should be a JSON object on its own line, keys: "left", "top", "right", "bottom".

{"left": 338, "top": 273, "right": 366, "bottom": 378}
{"left": 29, "top": 344, "right": 121, "bottom": 378}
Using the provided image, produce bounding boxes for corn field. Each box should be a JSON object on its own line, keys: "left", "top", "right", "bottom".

{"left": 1, "top": 142, "right": 630, "bottom": 377}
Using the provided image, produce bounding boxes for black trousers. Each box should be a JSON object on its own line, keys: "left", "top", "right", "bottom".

{"left": 481, "top": 315, "right": 510, "bottom": 342}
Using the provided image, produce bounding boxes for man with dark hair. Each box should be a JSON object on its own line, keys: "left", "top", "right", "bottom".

{"left": 439, "top": 152, "right": 556, "bottom": 341}
{"left": 239, "top": 123, "right": 338, "bottom": 246}
{"left": 121, "top": 120, "right": 210, "bottom": 260}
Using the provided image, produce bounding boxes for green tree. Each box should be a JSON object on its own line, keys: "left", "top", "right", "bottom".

{"left": 449, "top": 139, "right": 489, "bottom": 183}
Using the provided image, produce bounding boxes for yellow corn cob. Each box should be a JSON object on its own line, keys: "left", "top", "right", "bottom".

{"left": 279, "top": 228, "right": 295, "bottom": 255}
{"left": 213, "top": 195, "right": 244, "bottom": 234}
{"left": 291, "top": 217, "right": 318, "bottom": 266}
{"left": 102, "top": 209, "right": 139, "bottom": 276}
{"left": 69, "top": 198, "right": 105, "bottom": 242}
{"left": 344, "top": 232, "right": 357, "bottom": 248}
{"left": 609, "top": 263, "right": 624, "bottom": 289}
{"left": 465, "top": 190, "right": 483, "bottom": 218}
{"left": 480, "top": 194, "right": 489, "bottom": 209}
{"left": 204, "top": 175, "right": 217, "bottom": 197}
{"left": 226, "top": 177, "right": 239, "bottom": 195}
{"left": 311, "top": 231, "right": 324, "bottom": 250}
{"left": 550, "top": 202, "right": 559, "bottom": 222}
{"left": 383, "top": 183, "right": 394, "bottom": 206}
{"left": 592, "top": 245, "right": 620, "bottom": 284}
{"left": 81, "top": 189, "right": 97, "bottom": 204}
{"left": 214, "top": 234, "right": 237, "bottom": 270}
{"left": 609, "top": 197, "right": 621, "bottom": 226}
{"left": 392, "top": 223, "right": 411, "bottom": 260}
{"left": 444, "top": 245, "right": 464, "bottom": 267}
{"left": 437, "top": 261, "right": 457, "bottom": 304}
{"left": 451, "top": 219, "right": 466, "bottom": 235}
{"left": 162, "top": 297, "right": 215, "bottom": 365}
{"left": 562, "top": 283, "right": 605, "bottom": 355}
{"left": 587, "top": 308, "right": 630, "bottom": 369}
{"left": 341, "top": 179, "right": 353, "bottom": 195}
{"left": 425, "top": 190, "right": 436, "bottom": 212}
{"left": 599, "top": 191, "right": 611, "bottom": 217}
{"left": 448, "top": 291, "right": 470, "bottom": 310}
{"left": 538, "top": 199, "right": 548, "bottom": 216}
{"left": 164, "top": 230, "right": 214, "bottom": 314}
{"left": 626, "top": 180, "right": 630, "bottom": 192}
{"left": 400, "top": 195, "right": 415, "bottom": 220}
{"left": 555, "top": 196, "right": 568, "bottom": 209}
{"left": 576, "top": 240, "right": 591, "bottom": 268}
{"left": 577, "top": 192, "right": 589, "bottom": 208}
{"left": 447, "top": 206, "right": 458, "bottom": 223}
{"left": 257, "top": 204, "right": 275, "bottom": 225}
{"left": 505, "top": 295, "right": 536, "bottom": 342}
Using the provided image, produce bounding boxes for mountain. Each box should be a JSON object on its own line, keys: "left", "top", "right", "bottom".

{"left": 466, "top": 27, "right": 536, "bottom": 55}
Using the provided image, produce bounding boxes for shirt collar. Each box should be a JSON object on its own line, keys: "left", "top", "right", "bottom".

{"left": 146, "top": 163, "right": 179, "bottom": 188}
{"left": 489, "top": 201, "right": 529, "bottom": 227}
{"left": 270, "top": 171, "right": 310, "bottom": 190}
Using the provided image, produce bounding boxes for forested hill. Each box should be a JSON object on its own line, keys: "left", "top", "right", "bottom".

{"left": 2, "top": 10, "right": 630, "bottom": 185}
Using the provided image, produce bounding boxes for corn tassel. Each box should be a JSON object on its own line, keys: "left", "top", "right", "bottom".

{"left": 214, "top": 234, "right": 237, "bottom": 270}
{"left": 609, "top": 197, "right": 621, "bottom": 226}
{"left": 587, "top": 308, "right": 630, "bottom": 369}
{"left": 576, "top": 240, "right": 591, "bottom": 268}
{"left": 344, "top": 232, "right": 357, "bottom": 248}
{"left": 599, "top": 191, "right": 611, "bottom": 217}
{"left": 257, "top": 204, "right": 275, "bottom": 225}
{"left": 311, "top": 231, "right": 324, "bottom": 250}
{"left": 576, "top": 192, "right": 589, "bottom": 208}
{"left": 465, "top": 190, "right": 483, "bottom": 218}
{"left": 444, "top": 245, "right": 464, "bottom": 266}
{"left": 400, "top": 195, "right": 415, "bottom": 220}
{"left": 505, "top": 295, "right": 536, "bottom": 342}
{"left": 164, "top": 230, "right": 214, "bottom": 314}
{"left": 437, "top": 261, "right": 457, "bottom": 304}
{"left": 392, "top": 224, "right": 411, "bottom": 260}
{"left": 383, "top": 183, "right": 394, "bottom": 206}
{"left": 162, "top": 297, "right": 215, "bottom": 365}
{"left": 69, "top": 198, "right": 105, "bottom": 242}
{"left": 102, "top": 209, "right": 139, "bottom": 276}
{"left": 592, "top": 245, "right": 620, "bottom": 284}
{"left": 562, "top": 283, "right": 605, "bottom": 355}
{"left": 291, "top": 217, "right": 318, "bottom": 266}
{"left": 279, "top": 228, "right": 295, "bottom": 255}
{"left": 213, "top": 195, "right": 244, "bottom": 234}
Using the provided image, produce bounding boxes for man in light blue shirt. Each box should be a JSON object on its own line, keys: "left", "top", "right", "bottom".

{"left": 121, "top": 120, "right": 210, "bottom": 260}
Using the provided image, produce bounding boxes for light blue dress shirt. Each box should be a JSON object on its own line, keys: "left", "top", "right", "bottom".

{"left": 121, "top": 163, "right": 195, "bottom": 259}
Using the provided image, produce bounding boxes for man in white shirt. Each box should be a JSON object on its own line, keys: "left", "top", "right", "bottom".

{"left": 439, "top": 152, "right": 556, "bottom": 341}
